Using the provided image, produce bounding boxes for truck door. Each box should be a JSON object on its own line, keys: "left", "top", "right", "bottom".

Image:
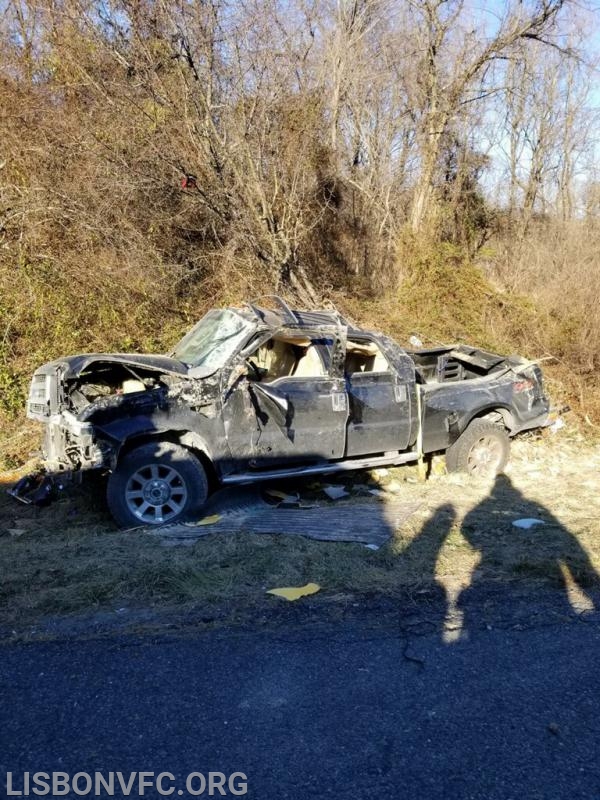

{"left": 222, "top": 326, "right": 348, "bottom": 467}
{"left": 344, "top": 335, "right": 414, "bottom": 457}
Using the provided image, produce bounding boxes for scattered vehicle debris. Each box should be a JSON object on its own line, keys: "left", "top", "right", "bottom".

{"left": 266, "top": 583, "right": 321, "bottom": 601}
{"left": 263, "top": 488, "right": 300, "bottom": 505}
{"left": 512, "top": 518, "right": 546, "bottom": 529}
{"left": 322, "top": 485, "right": 349, "bottom": 500}
{"left": 372, "top": 468, "right": 390, "bottom": 478}
{"left": 12, "top": 297, "right": 551, "bottom": 527}
{"left": 150, "top": 499, "right": 420, "bottom": 546}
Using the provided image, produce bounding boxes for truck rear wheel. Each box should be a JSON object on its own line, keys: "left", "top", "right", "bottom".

{"left": 107, "top": 441, "right": 209, "bottom": 528}
{"left": 445, "top": 419, "right": 510, "bottom": 478}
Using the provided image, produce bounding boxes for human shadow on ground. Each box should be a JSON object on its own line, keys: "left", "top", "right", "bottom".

{"left": 454, "top": 473, "right": 599, "bottom": 635}
{"left": 373, "top": 474, "right": 600, "bottom": 800}
{"left": 401, "top": 472, "right": 600, "bottom": 640}
{"left": 397, "top": 502, "right": 457, "bottom": 634}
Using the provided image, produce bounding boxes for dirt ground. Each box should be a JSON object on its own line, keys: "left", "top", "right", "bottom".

{"left": 0, "top": 426, "right": 599, "bottom": 638}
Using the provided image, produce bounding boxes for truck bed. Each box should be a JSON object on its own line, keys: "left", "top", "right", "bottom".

{"left": 408, "top": 345, "right": 513, "bottom": 384}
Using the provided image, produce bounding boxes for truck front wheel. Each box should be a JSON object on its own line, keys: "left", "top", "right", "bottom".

{"left": 107, "top": 441, "right": 209, "bottom": 528}
{"left": 445, "top": 419, "right": 510, "bottom": 478}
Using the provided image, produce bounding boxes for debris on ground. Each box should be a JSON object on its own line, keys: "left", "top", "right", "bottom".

{"left": 263, "top": 489, "right": 300, "bottom": 505}
{"left": 152, "top": 499, "right": 421, "bottom": 547}
{"left": 512, "top": 518, "right": 546, "bottom": 529}
{"left": 266, "top": 583, "right": 321, "bottom": 601}
{"left": 3, "top": 433, "right": 600, "bottom": 632}
{"left": 371, "top": 468, "right": 390, "bottom": 478}
{"left": 322, "top": 485, "right": 349, "bottom": 500}
{"left": 183, "top": 514, "right": 222, "bottom": 527}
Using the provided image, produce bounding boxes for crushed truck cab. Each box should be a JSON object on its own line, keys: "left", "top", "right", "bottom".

{"left": 13, "top": 299, "right": 550, "bottom": 527}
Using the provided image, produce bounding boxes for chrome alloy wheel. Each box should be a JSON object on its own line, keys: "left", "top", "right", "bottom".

{"left": 466, "top": 436, "right": 505, "bottom": 478}
{"left": 125, "top": 463, "right": 188, "bottom": 524}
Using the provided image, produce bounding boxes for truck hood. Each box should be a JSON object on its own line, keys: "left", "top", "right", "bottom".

{"left": 35, "top": 353, "right": 190, "bottom": 378}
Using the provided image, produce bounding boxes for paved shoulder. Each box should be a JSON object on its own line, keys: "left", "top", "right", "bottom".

{"left": 2, "top": 604, "right": 600, "bottom": 799}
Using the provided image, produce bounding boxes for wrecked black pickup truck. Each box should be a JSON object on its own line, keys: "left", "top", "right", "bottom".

{"left": 12, "top": 298, "right": 549, "bottom": 527}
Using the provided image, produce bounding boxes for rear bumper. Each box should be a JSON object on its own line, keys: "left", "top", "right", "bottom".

{"left": 512, "top": 410, "right": 551, "bottom": 435}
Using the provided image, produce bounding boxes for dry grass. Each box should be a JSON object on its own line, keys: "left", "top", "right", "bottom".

{"left": 1, "top": 428, "right": 599, "bottom": 636}
{"left": 487, "top": 221, "right": 600, "bottom": 423}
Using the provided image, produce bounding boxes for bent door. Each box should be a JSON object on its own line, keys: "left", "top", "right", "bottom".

{"left": 344, "top": 336, "right": 413, "bottom": 457}
{"left": 223, "top": 327, "right": 348, "bottom": 467}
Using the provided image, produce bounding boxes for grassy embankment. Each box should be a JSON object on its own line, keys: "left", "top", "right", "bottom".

{"left": 1, "top": 433, "right": 599, "bottom": 636}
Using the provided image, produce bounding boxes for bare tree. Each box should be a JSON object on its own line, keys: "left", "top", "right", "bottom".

{"left": 498, "top": 24, "right": 595, "bottom": 236}
{"left": 406, "top": 0, "right": 568, "bottom": 233}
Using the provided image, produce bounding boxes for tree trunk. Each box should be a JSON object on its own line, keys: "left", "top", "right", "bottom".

{"left": 410, "top": 115, "right": 447, "bottom": 233}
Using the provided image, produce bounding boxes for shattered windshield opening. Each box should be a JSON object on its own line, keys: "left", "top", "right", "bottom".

{"left": 172, "top": 310, "right": 254, "bottom": 369}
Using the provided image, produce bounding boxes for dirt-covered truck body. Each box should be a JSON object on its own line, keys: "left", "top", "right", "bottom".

{"left": 13, "top": 300, "right": 549, "bottom": 526}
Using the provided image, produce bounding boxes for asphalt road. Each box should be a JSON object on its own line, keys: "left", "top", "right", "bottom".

{"left": 2, "top": 596, "right": 600, "bottom": 800}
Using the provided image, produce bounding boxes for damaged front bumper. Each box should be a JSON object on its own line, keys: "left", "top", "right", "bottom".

{"left": 40, "top": 411, "right": 106, "bottom": 473}
{"left": 8, "top": 412, "right": 109, "bottom": 506}
{"left": 7, "top": 470, "right": 73, "bottom": 506}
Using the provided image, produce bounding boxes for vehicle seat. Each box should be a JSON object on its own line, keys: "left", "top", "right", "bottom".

{"left": 265, "top": 340, "right": 297, "bottom": 380}
{"left": 293, "top": 345, "right": 325, "bottom": 377}
{"left": 345, "top": 353, "right": 367, "bottom": 374}
{"left": 345, "top": 349, "right": 389, "bottom": 374}
{"left": 372, "top": 351, "right": 389, "bottom": 371}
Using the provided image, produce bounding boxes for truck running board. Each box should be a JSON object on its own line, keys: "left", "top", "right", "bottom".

{"left": 222, "top": 451, "right": 419, "bottom": 485}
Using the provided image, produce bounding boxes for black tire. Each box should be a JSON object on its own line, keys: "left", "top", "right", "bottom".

{"left": 107, "top": 441, "right": 209, "bottom": 528}
{"left": 445, "top": 419, "right": 510, "bottom": 477}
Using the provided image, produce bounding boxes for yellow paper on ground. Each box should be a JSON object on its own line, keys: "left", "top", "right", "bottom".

{"left": 266, "top": 583, "right": 321, "bottom": 601}
{"left": 184, "top": 514, "right": 221, "bottom": 527}
{"left": 264, "top": 489, "right": 289, "bottom": 500}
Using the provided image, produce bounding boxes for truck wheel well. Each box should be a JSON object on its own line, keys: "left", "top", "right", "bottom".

{"left": 469, "top": 407, "right": 514, "bottom": 433}
{"left": 116, "top": 432, "right": 218, "bottom": 489}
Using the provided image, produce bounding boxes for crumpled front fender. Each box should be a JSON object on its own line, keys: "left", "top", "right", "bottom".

{"left": 94, "top": 415, "right": 162, "bottom": 444}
